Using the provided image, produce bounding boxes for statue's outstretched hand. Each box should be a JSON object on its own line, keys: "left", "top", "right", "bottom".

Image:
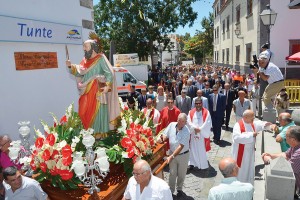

{"left": 66, "top": 60, "right": 71, "bottom": 68}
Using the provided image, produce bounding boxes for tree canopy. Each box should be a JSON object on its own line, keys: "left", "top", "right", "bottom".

{"left": 94, "top": 0, "right": 199, "bottom": 59}
{"left": 183, "top": 12, "right": 214, "bottom": 64}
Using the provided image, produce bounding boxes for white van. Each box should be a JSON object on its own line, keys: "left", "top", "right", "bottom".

{"left": 113, "top": 67, "right": 147, "bottom": 97}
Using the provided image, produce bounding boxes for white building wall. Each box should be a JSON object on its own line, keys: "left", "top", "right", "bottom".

{"left": 0, "top": 0, "right": 93, "bottom": 140}
{"left": 271, "top": 0, "right": 300, "bottom": 72}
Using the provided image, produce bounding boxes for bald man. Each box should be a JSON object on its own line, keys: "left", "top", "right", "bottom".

{"left": 208, "top": 158, "right": 254, "bottom": 200}
{"left": 233, "top": 91, "right": 251, "bottom": 122}
{"left": 272, "top": 112, "right": 296, "bottom": 152}
{"left": 122, "top": 160, "right": 172, "bottom": 200}
{"left": 232, "top": 110, "right": 271, "bottom": 185}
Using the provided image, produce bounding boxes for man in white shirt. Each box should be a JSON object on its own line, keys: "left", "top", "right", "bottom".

{"left": 3, "top": 166, "right": 49, "bottom": 200}
{"left": 191, "top": 90, "right": 208, "bottom": 109}
{"left": 232, "top": 110, "right": 271, "bottom": 185}
{"left": 257, "top": 50, "right": 284, "bottom": 110}
{"left": 208, "top": 157, "right": 254, "bottom": 200}
{"left": 123, "top": 160, "right": 172, "bottom": 200}
{"left": 157, "top": 113, "right": 190, "bottom": 197}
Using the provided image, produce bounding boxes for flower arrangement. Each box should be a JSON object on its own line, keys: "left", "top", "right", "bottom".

{"left": 29, "top": 104, "right": 91, "bottom": 190}
{"left": 18, "top": 99, "right": 157, "bottom": 190}
{"left": 97, "top": 98, "right": 156, "bottom": 176}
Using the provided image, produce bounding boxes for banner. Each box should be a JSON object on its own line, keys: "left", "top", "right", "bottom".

{"left": 0, "top": 15, "right": 82, "bottom": 45}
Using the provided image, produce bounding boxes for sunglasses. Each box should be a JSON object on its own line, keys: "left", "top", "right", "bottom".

{"left": 195, "top": 103, "right": 202, "bottom": 105}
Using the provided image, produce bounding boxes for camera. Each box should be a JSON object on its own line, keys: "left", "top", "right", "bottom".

{"left": 250, "top": 55, "right": 258, "bottom": 69}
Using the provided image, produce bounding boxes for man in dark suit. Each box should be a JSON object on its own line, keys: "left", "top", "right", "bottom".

{"left": 222, "top": 83, "right": 235, "bottom": 130}
{"left": 208, "top": 85, "right": 226, "bottom": 144}
{"left": 202, "top": 82, "right": 212, "bottom": 99}
{"left": 137, "top": 88, "right": 149, "bottom": 110}
{"left": 175, "top": 88, "right": 191, "bottom": 115}
{"left": 186, "top": 79, "right": 197, "bottom": 100}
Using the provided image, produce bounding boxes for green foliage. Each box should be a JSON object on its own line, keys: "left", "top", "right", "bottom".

{"left": 183, "top": 12, "right": 214, "bottom": 64}
{"left": 94, "top": 0, "right": 199, "bottom": 58}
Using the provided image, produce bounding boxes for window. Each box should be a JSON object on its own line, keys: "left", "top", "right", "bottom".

{"left": 217, "top": 27, "right": 219, "bottom": 38}
{"left": 226, "top": 48, "right": 229, "bottom": 62}
{"left": 236, "top": 45, "right": 240, "bottom": 62}
{"left": 222, "top": 20, "right": 225, "bottom": 34}
{"left": 226, "top": 16, "right": 230, "bottom": 31}
{"left": 245, "top": 43, "right": 252, "bottom": 63}
{"left": 216, "top": 51, "right": 219, "bottom": 62}
{"left": 288, "top": 39, "right": 300, "bottom": 64}
{"left": 236, "top": 5, "right": 240, "bottom": 24}
{"left": 123, "top": 73, "right": 135, "bottom": 82}
{"left": 247, "top": 0, "right": 253, "bottom": 16}
{"left": 222, "top": 49, "right": 224, "bottom": 62}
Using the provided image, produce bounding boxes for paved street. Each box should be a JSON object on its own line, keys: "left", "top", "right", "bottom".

{"left": 162, "top": 105, "right": 300, "bottom": 200}
{"left": 163, "top": 113, "right": 236, "bottom": 200}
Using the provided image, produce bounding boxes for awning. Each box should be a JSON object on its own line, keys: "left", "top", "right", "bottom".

{"left": 289, "top": 0, "right": 300, "bottom": 9}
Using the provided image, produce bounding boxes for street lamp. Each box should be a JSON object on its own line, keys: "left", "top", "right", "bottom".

{"left": 259, "top": 4, "right": 277, "bottom": 123}
{"left": 234, "top": 26, "right": 243, "bottom": 39}
{"left": 157, "top": 44, "right": 163, "bottom": 69}
{"left": 260, "top": 4, "right": 277, "bottom": 47}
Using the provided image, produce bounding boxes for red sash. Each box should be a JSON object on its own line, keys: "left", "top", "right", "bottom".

{"left": 237, "top": 120, "right": 255, "bottom": 167}
{"left": 189, "top": 108, "right": 211, "bottom": 152}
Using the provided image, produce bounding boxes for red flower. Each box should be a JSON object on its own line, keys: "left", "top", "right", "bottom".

{"left": 121, "top": 137, "right": 134, "bottom": 149}
{"left": 30, "top": 160, "right": 37, "bottom": 171}
{"left": 62, "top": 144, "right": 72, "bottom": 157}
{"left": 126, "top": 129, "right": 135, "bottom": 138}
{"left": 59, "top": 169, "right": 73, "bottom": 180}
{"left": 60, "top": 115, "right": 67, "bottom": 124}
{"left": 40, "top": 162, "right": 47, "bottom": 173}
{"left": 42, "top": 149, "right": 51, "bottom": 161}
{"left": 129, "top": 122, "right": 136, "bottom": 130}
{"left": 53, "top": 122, "right": 57, "bottom": 127}
{"left": 62, "top": 155, "right": 72, "bottom": 166}
{"left": 35, "top": 137, "right": 44, "bottom": 149}
{"left": 127, "top": 146, "right": 135, "bottom": 158}
{"left": 143, "top": 128, "right": 152, "bottom": 137}
{"left": 46, "top": 134, "right": 56, "bottom": 146}
{"left": 50, "top": 166, "right": 58, "bottom": 176}
{"left": 32, "top": 150, "right": 38, "bottom": 156}
{"left": 149, "top": 137, "right": 155, "bottom": 146}
{"left": 51, "top": 150, "right": 59, "bottom": 160}
{"left": 135, "top": 124, "right": 143, "bottom": 133}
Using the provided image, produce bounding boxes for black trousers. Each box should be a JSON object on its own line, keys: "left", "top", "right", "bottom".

{"left": 225, "top": 105, "right": 233, "bottom": 126}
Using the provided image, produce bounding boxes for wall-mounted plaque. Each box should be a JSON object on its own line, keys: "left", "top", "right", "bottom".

{"left": 14, "top": 52, "right": 58, "bottom": 70}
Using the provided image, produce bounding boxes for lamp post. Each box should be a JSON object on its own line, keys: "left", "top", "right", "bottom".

{"left": 158, "top": 44, "right": 163, "bottom": 69}
{"left": 234, "top": 26, "right": 244, "bottom": 39}
{"left": 259, "top": 4, "right": 277, "bottom": 48}
{"left": 259, "top": 4, "right": 277, "bottom": 122}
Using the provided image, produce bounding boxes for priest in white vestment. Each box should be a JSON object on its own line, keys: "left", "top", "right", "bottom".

{"left": 188, "top": 98, "right": 212, "bottom": 169}
{"left": 232, "top": 110, "right": 271, "bottom": 185}
{"left": 143, "top": 98, "right": 160, "bottom": 125}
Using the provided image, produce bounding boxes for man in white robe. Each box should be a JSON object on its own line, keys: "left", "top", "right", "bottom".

{"left": 142, "top": 98, "right": 160, "bottom": 125}
{"left": 188, "top": 98, "right": 212, "bottom": 170}
{"left": 232, "top": 110, "right": 271, "bottom": 185}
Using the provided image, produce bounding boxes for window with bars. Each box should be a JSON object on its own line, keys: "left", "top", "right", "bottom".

{"left": 236, "top": 5, "right": 240, "bottom": 24}
{"left": 245, "top": 43, "right": 252, "bottom": 63}
{"left": 227, "top": 16, "right": 230, "bottom": 31}
{"left": 236, "top": 45, "right": 240, "bottom": 62}
{"left": 222, "top": 49, "right": 225, "bottom": 63}
{"left": 226, "top": 48, "right": 229, "bottom": 62}
{"left": 247, "top": 0, "right": 253, "bottom": 16}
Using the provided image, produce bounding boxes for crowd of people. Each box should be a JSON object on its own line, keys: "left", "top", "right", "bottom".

{"left": 121, "top": 48, "right": 300, "bottom": 199}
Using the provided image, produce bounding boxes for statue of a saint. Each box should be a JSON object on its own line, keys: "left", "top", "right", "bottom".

{"left": 66, "top": 37, "right": 120, "bottom": 138}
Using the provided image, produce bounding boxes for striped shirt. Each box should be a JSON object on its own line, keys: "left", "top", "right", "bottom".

{"left": 286, "top": 144, "right": 300, "bottom": 188}
{"left": 261, "top": 62, "right": 283, "bottom": 84}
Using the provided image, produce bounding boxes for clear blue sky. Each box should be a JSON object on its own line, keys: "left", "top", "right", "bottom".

{"left": 93, "top": 0, "right": 214, "bottom": 36}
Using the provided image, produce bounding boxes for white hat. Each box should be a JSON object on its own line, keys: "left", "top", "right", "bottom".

{"left": 259, "top": 51, "right": 270, "bottom": 60}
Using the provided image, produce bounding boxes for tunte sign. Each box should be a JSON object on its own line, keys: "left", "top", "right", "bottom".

{"left": 0, "top": 15, "right": 82, "bottom": 44}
